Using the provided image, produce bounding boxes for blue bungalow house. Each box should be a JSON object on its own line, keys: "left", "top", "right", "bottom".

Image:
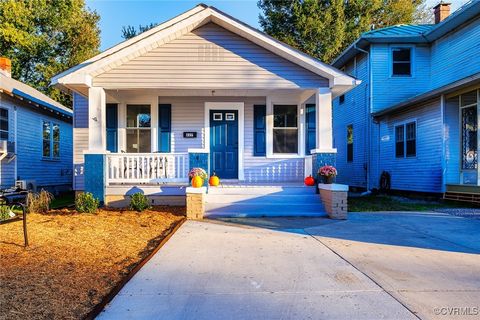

{"left": 332, "top": 1, "right": 480, "bottom": 202}
{"left": 51, "top": 4, "right": 358, "bottom": 213}
{"left": 0, "top": 58, "right": 73, "bottom": 193}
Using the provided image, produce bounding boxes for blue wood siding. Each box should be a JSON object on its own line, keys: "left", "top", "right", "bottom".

{"left": 376, "top": 98, "right": 443, "bottom": 193}
{"left": 371, "top": 44, "right": 431, "bottom": 113}
{"left": 333, "top": 52, "right": 369, "bottom": 188}
{"left": 0, "top": 93, "right": 72, "bottom": 190}
{"left": 430, "top": 18, "right": 480, "bottom": 90}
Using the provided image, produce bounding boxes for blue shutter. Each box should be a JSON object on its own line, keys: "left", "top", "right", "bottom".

{"left": 253, "top": 105, "right": 266, "bottom": 156}
{"left": 305, "top": 104, "right": 316, "bottom": 155}
{"left": 158, "top": 104, "right": 171, "bottom": 153}
{"left": 106, "top": 104, "right": 118, "bottom": 153}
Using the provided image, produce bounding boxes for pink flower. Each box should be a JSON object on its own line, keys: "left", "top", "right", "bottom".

{"left": 318, "top": 165, "right": 337, "bottom": 177}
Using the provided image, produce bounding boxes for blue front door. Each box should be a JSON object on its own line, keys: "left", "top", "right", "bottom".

{"left": 210, "top": 110, "right": 238, "bottom": 179}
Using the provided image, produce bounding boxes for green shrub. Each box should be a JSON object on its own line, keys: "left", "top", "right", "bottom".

{"left": 75, "top": 192, "right": 99, "bottom": 213}
{"left": 129, "top": 192, "right": 150, "bottom": 212}
{"left": 26, "top": 189, "right": 54, "bottom": 213}
{"left": 0, "top": 206, "right": 12, "bottom": 221}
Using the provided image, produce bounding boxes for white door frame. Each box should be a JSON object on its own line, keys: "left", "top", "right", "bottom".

{"left": 204, "top": 102, "right": 244, "bottom": 180}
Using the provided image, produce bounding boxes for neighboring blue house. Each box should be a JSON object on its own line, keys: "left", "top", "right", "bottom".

{"left": 332, "top": 1, "right": 480, "bottom": 201}
{"left": 0, "top": 58, "right": 73, "bottom": 193}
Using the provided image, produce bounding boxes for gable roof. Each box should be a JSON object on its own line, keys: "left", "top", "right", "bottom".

{"left": 1, "top": 74, "right": 72, "bottom": 119}
{"left": 52, "top": 4, "right": 358, "bottom": 95}
{"left": 333, "top": 0, "right": 480, "bottom": 68}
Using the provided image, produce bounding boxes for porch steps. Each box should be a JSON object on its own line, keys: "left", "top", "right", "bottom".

{"left": 205, "top": 185, "right": 326, "bottom": 218}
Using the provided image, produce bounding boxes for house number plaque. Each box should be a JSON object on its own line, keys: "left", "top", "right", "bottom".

{"left": 183, "top": 132, "right": 197, "bottom": 138}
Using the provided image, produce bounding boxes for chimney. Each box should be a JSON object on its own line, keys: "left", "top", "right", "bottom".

{"left": 434, "top": 2, "right": 451, "bottom": 24}
{"left": 0, "top": 57, "right": 11, "bottom": 78}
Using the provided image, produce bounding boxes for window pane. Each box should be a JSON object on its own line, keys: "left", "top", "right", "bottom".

{"left": 462, "top": 106, "right": 478, "bottom": 169}
{"left": 126, "top": 129, "right": 138, "bottom": 152}
{"left": 461, "top": 90, "right": 477, "bottom": 107}
{"left": 0, "top": 108, "right": 7, "bottom": 119}
{"left": 0, "top": 132, "right": 7, "bottom": 140}
{"left": 393, "top": 48, "right": 410, "bottom": 62}
{"left": 406, "top": 140, "right": 416, "bottom": 157}
{"left": 395, "top": 125, "right": 404, "bottom": 158}
{"left": 126, "top": 129, "right": 151, "bottom": 153}
{"left": 53, "top": 124, "right": 60, "bottom": 141}
{"left": 273, "top": 129, "right": 298, "bottom": 153}
{"left": 273, "top": 105, "right": 297, "bottom": 128}
{"left": 0, "top": 119, "right": 8, "bottom": 131}
{"left": 393, "top": 62, "right": 411, "bottom": 76}
{"left": 127, "top": 105, "right": 151, "bottom": 128}
{"left": 406, "top": 122, "right": 415, "bottom": 140}
{"left": 139, "top": 130, "right": 151, "bottom": 153}
{"left": 53, "top": 142, "right": 60, "bottom": 158}
{"left": 43, "top": 140, "right": 50, "bottom": 157}
{"left": 43, "top": 121, "right": 51, "bottom": 140}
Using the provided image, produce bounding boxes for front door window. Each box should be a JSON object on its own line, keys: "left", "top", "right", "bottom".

{"left": 461, "top": 90, "right": 478, "bottom": 184}
{"left": 126, "top": 104, "right": 151, "bottom": 153}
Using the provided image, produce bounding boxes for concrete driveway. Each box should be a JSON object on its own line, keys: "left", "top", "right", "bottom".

{"left": 97, "top": 212, "right": 480, "bottom": 320}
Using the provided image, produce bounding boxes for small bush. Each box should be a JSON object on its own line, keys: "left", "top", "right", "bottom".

{"left": 75, "top": 192, "right": 99, "bottom": 213}
{"left": 0, "top": 206, "right": 13, "bottom": 221}
{"left": 129, "top": 192, "right": 150, "bottom": 212}
{"left": 26, "top": 189, "right": 54, "bottom": 213}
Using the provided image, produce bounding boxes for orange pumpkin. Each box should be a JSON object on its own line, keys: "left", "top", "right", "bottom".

{"left": 304, "top": 175, "right": 315, "bottom": 186}
{"left": 209, "top": 174, "right": 220, "bottom": 187}
{"left": 191, "top": 176, "right": 204, "bottom": 188}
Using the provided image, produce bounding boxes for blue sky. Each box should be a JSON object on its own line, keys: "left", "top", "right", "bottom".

{"left": 86, "top": 0, "right": 468, "bottom": 51}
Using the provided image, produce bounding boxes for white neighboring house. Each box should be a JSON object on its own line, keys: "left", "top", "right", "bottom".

{"left": 52, "top": 4, "right": 358, "bottom": 207}
{"left": 0, "top": 58, "right": 73, "bottom": 193}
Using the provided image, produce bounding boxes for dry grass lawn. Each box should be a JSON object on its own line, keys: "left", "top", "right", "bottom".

{"left": 1, "top": 207, "right": 185, "bottom": 320}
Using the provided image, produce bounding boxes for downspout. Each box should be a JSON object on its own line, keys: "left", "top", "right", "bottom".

{"left": 353, "top": 43, "right": 372, "bottom": 191}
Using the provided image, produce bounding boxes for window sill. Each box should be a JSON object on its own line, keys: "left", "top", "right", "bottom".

{"left": 42, "top": 157, "right": 61, "bottom": 162}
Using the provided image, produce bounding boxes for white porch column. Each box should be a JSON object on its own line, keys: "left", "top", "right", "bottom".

{"left": 88, "top": 87, "right": 107, "bottom": 151}
{"left": 315, "top": 88, "right": 334, "bottom": 150}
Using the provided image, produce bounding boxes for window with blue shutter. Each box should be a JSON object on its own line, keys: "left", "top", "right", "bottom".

{"left": 106, "top": 104, "right": 118, "bottom": 153}
{"left": 305, "top": 104, "right": 316, "bottom": 155}
{"left": 253, "top": 105, "right": 266, "bottom": 156}
{"left": 158, "top": 104, "right": 171, "bottom": 152}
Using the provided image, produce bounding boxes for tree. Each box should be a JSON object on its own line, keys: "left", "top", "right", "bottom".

{"left": 258, "top": 0, "right": 427, "bottom": 63}
{"left": 121, "top": 23, "right": 158, "bottom": 40}
{"left": 0, "top": 0, "right": 100, "bottom": 107}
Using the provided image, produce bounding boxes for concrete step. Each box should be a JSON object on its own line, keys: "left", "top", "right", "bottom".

{"left": 205, "top": 203, "right": 326, "bottom": 218}
{"left": 205, "top": 194, "right": 322, "bottom": 204}
{"left": 207, "top": 186, "right": 316, "bottom": 195}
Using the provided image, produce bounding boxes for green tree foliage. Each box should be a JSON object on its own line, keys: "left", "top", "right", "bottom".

{"left": 0, "top": 0, "right": 100, "bottom": 107}
{"left": 121, "top": 23, "right": 158, "bottom": 40}
{"left": 258, "top": 0, "right": 428, "bottom": 63}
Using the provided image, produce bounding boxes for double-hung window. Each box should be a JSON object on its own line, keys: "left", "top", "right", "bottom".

{"left": 43, "top": 121, "right": 60, "bottom": 158}
{"left": 392, "top": 48, "right": 411, "bottom": 76}
{"left": 126, "top": 104, "right": 151, "bottom": 153}
{"left": 0, "top": 108, "right": 8, "bottom": 140}
{"left": 273, "top": 105, "right": 298, "bottom": 154}
{"left": 395, "top": 122, "right": 416, "bottom": 158}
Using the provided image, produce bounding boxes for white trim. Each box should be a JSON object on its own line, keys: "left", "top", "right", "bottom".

{"left": 188, "top": 148, "right": 209, "bottom": 153}
{"left": 311, "top": 148, "right": 338, "bottom": 154}
{"left": 204, "top": 101, "right": 244, "bottom": 180}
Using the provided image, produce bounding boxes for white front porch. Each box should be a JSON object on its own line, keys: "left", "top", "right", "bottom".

{"left": 79, "top": 87, "right": 336, "bottom": 188}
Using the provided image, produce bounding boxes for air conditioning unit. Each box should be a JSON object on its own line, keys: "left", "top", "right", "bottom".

{"left": 16, "top": 180, "right": 37, "bottom": 192}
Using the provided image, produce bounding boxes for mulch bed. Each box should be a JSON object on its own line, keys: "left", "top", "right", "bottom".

{"left": 0, "top": 206, "right": 185, "bottom": 320}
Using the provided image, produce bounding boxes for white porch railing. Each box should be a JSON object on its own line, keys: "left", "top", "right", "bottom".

{"left": 106, "top": 153, "right": 189, "bottom": 185}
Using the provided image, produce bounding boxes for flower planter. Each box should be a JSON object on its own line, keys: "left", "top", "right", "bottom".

{"left": 322, "top": 176, "right": 334, "bottom": 184}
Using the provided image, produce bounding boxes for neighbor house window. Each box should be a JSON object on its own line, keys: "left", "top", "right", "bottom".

{"left": 273, "top": 105, "right": 298, "bottom": 154}
{"left": 0, "top": 108, "right": 8, "bottom": 140}
{"left": 395, "top": 122, "right": 416, "bottom": 158}
{"left": 43, "top": 121, "right": 60, "bottom": 158}
{"left": 126, "top": 104, "right": 151, "bottom": 153}
{"left": 347, "top": 125, "right": 353, "bottom": 162}
{"left": 392, "top": 48, "right": 411, "bottom": 76}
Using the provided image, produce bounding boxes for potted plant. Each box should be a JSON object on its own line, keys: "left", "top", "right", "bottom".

{"left": 318, "top": 165, "right": 337, "bottom": 184}
{"left": 189, "top": 167, "right": 208, "bottom": 188}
